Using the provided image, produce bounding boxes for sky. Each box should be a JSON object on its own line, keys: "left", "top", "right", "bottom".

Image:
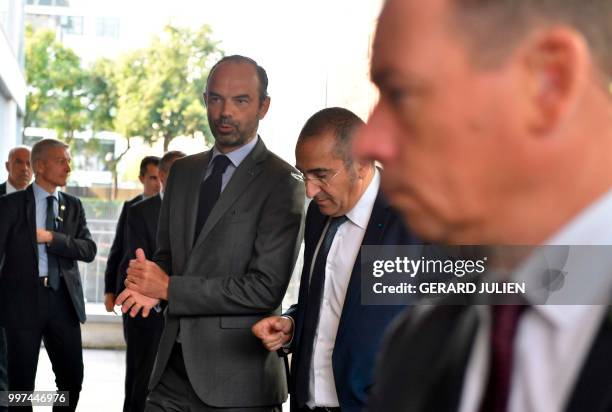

{"left": 67, "top": 0, "right": 384, "bottom": 164}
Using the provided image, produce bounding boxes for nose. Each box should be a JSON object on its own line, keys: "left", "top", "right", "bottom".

{"left": 353, "top": 103, "right": 397, "bottom": 165}
{"left": 304, "top": 180, "right": 321, "bottom": 199}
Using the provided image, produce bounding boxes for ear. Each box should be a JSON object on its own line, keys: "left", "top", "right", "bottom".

{"left": 354, "top": 158, "right": 373, "bottom": 179}
{"left": 521, "top": 27, "right": 589, "bottom": 135}
{"left": 139, "top": 175, "right": 145, "bottom": 184}
{"left": 4, "top": 161, "right": 8, "bottom": 173}
{"left": 257, "top": 96, "right": 271, "bottom": 119}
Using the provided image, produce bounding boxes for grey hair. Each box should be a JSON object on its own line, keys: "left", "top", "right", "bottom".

{"left": 31, "top": 139, "right": 68, "bottom": 167}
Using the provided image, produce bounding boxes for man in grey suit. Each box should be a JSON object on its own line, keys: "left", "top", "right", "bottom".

{"left": 117, "top": 55, "right": 305, "bottom": 412}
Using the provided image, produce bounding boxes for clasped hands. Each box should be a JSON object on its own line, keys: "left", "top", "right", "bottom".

{"left": 115, "top": 248, "right": 169, "bottom": 318}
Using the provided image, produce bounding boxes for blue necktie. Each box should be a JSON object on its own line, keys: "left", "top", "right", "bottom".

{"left": 295, "top": 215, "right": 348, "bottom": 406}
{"left": 46, "top": 195, "right": 60, "bottom": 291}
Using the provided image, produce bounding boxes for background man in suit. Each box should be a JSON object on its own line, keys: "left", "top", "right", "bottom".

{"left": 104, "top": 156, "right": 161, "bottom": 315}
{"left": 120, "top": 150, "right": 185, "bottom": 412}
{"left": 0, "top": 138, "right": 96, "bottom": 411}
{"left": 117, "top": 55, "right": 305, "bottom": 412}
{"left": 252, "top": 107, "right": 420, "bottom": 412}
{"left": 0, "top": 146, "right": 32, "bottom": 195}
{"left": 0, "top": 145, "right": 31, "bottom": 411}
{"left": 354, "top": 0, "right": 612, "bottom": 411}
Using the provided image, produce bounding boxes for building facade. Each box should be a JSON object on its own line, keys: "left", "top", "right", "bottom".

{"left": 0, "top": 0, "right": 26, "bottom": 180}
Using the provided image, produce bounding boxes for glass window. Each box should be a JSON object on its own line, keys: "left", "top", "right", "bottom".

{"left": 38, "top": 0, "right": 52, "bottom": 6}
{"left": 63, "top": 15, "right": 83, "bottom": 35}
{"left": 96, "top": 17, "right": 119, "bottom": 39}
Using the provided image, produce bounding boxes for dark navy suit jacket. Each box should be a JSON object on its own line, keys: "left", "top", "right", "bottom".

{"left": 286, "top": 190, "right": 421, "bottom": 412}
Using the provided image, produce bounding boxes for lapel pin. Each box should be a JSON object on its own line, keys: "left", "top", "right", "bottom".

{"left": 60, "top": 205, "right": 66, "bottom": 211}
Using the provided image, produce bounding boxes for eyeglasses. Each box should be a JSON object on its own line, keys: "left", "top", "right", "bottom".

{"left": 291, "top": 169, "right": 342, "bottom": 187}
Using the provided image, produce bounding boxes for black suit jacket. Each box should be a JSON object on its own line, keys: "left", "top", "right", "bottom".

{"left": 0, "top": 185, "right": 97, "bottom": 327}
{"left": 104, "top": 194, "right": 142, "bottom": 295}
{"left": 121, "top": 194, "right": 164, "bottom": 328}
{"left": 286, "top": 191, "right": 420, "bottom": 412}
{"left": 0, "top": 182, "right": 6, "bottom": 196}
{"left": 368, "top": 304, "right": 612, "bottom": 412}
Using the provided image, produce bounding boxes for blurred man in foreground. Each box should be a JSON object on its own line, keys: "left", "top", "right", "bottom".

{"left": 355, "top": 0, "right": 612, "bottom": 411}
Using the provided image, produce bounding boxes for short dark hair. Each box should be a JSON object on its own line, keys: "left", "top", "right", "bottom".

{"left": 297, "top": 107, "right": 365, "bottom": 167}
{"left": 31, "top": 139, "right": 68, "bottom": 168}
{"left": 159, "top": 151, "right": 186, "bottom": 173}
{"left": 452, "top": 0, "right": 612, "bottom": 80}
{"left": 206, "top": 55, "right": 269, "bottom": 104}
{"left": 139, "top": 156, "right": 160, "bottom": 177}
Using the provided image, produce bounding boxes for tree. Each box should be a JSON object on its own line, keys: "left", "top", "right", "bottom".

{"left": 117, "top": 25, "right": 223, "bottom": 151}
{"left": 25, "top": 26, "right": 88, "bottom": 145}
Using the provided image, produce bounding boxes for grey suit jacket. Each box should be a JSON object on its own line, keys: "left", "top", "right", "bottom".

{"left": 150, "top": 138, "right": 305, "bottom": 408}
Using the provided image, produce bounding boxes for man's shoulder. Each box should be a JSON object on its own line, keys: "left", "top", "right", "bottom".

{"left": 0, "top": 181, "right": 6, "bottom": 195}
{"left": 129, "top": 194, "right": 161, "bottom": 215}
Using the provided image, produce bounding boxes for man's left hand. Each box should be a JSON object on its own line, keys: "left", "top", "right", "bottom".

{"left": 116, "top": 288, "right": 160, "bottom": 318}
{"left": 125, "top": 248, "right": 170, "bottom": 300}
{"left": 36, "top": 228, "right": 53, "bottom": 244}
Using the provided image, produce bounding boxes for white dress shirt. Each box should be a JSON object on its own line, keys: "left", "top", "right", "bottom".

{"left": 459, "top": 189, "right": 612, "bottom": 412}
{"left": 5, "top": 180, "right": 18, "bottom": 194}
{"left": 307, "top": 170, "right": 380, "bottom": 408}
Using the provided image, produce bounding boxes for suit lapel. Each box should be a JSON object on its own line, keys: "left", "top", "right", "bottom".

{"left": 183, "top": 151, "right": 211, "bottom": 256}
{"left": 193, "top": 139, "right": 267, "bottom": 249}
{"left": 564, "top": 307, "right": 612, "bottom": 412}
{"left": 25, "top": 185, "right": 38, "bottom": 261}
{"left": 335, "top": 191, "right": 389, "bottom": 345}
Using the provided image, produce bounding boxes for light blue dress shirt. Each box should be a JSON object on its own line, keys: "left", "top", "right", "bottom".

{"left": 33, "top": 182, "right": 59, "bottom": 278}
{"left": 204, "top": 135, "right": 258, "bottom": 191}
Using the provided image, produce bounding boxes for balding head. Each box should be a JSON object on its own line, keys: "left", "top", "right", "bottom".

{"left": 5, "top": 146, "right": 32, "bottom": 190}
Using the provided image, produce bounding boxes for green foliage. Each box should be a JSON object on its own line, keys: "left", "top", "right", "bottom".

{"left": 25, "top": 26, "right": 88, "bottom": 144}
{"left": 120, "top": 25, "right": 222, "bottom": 150}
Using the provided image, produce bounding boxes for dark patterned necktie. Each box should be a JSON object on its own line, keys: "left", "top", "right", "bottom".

{"left": 193, "top": 155, "right": 232, "bottom": 244}
{"left": 46, "top": 195, "right": 60, "bottom": 291}
{"left": 295, "top": 215, "right": 349, "bottom": 405}
{"left": 479, "top": 304, "right": 529, "bottom": 412}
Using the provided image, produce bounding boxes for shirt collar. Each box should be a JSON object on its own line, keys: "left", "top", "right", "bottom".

{"left": 211, "top": 135, "right": 259, "bottom": 169}
{"left": 33, "top": 182, "right": 59, "bottom": 202}
{"left": 345, "top": 168, "right": 380, "bottom": 230}
{"left": 6, "top": 180, "right": 18, "bottom": 194}
{"left": 518, "top": 189, "right": 612, "bottom": 329}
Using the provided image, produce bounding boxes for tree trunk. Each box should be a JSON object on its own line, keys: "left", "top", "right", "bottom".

{"left": 163, "top": 134, "right": 170, "bottom": 152}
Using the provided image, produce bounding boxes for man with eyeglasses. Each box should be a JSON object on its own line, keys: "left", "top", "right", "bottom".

{"left": 0, "top": 138, "right": 96, "bottom": 411}
{"left": 252, "top": 107, "right": 421, "bottom": 412}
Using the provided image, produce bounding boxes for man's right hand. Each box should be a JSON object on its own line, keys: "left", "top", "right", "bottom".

{"left": 251, "top": 316, "right": 293, "bottom": 352}
{"left": 104, "top": 293, "right": 115, "bottom": 312}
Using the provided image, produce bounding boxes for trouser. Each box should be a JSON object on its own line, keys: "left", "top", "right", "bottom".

{"left": 4, "top": 278, "right": 83, "bottom": 412}
{"left": 145, "top": 343, "right": 281, "bottom": 412}
{"left": 123, "top": 311, "right": 164, "bottom": 412}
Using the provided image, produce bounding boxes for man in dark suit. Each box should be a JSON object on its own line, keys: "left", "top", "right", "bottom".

{"left": 120, "top": 151, "right": 185, "bottom": 412}
{"left": 0, "top": 145, "right": 31, "bottom": 411}
{"left": 0, "top": 146, "right": 32, "bottom": 195}
{"left": 117, "top": 55, "right": 305, "bottom": 412}
{"left": 252, "top": 108, "right": 420, "bottom": 412}
{"left": 354, "top": 1, "right": 612, "bottom": 411}
{"left": 0, "top": 138, "right": 96, "bottom": 411}
{"left": 104, "top": 156, "right": 160, "bottom": 316}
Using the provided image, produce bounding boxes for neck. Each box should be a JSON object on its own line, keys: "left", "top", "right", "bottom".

{"left": 34, "top": 178, "right": 57, "bottom": 195}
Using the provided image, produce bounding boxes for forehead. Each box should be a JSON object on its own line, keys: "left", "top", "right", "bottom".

{"left": 144, "top": 163, "right": 159, "bottom": 175}
{"left": 46, "top": 146, "right": 70, "bottom": 160}
{"left": 208, "top": 62, "right": 260, "bottom": 95}
{"left": 10, "top": 148, "right": 30, "bottom": 161}
{"left": 372, "top": 0, "right": 451, "bottom": 82}
{"left": 296, "top": 132, "right": 342, "bottom": 168}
